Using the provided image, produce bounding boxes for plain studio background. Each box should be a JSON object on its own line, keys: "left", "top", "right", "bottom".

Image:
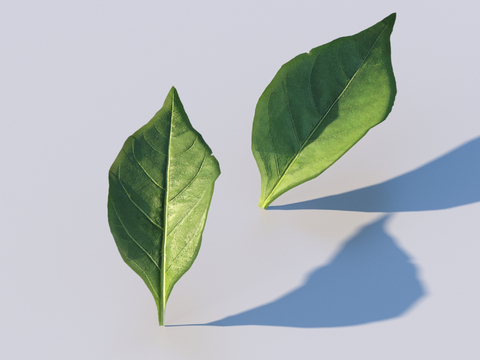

{"left": 1, "top": 1, "right": 480, "bottom": 359}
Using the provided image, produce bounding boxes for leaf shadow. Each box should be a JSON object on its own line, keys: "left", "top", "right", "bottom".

{"left": 268, "top": 136, "right": 480, "bottom": 212}
{"left": 183, "top": 215, "right": 424, "bottom": 328}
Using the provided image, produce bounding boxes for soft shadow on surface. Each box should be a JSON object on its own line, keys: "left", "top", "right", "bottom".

{"left": 269, "top": 137, "right": 480, "bottom": 212}
{"left": 189, "top": 216, "right": 424, "bottom": 328}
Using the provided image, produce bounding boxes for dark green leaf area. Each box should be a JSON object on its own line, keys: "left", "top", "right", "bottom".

{"left": 252, "top": 13, "right": 396, "bottom": 208}
{"left": 107, "top": 87, "right": 220, "bottom": 325}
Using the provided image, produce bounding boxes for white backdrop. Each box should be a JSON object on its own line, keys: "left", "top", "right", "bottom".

{"left": 2, "top": 1, "right": 480, "bottom": 359}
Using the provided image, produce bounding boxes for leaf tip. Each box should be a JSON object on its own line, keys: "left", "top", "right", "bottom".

{"left": 383, "top": 12, "right": 396, "bottom": 27}
{"left": 168, "top": 86, "right": 178, "bottom": 98}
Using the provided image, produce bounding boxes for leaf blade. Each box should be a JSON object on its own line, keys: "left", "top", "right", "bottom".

{"left": 108, "top": 87, "right": 220, "bottom": 325}
{"left": 252, "top": 13, "right": 397, "bottom": 208}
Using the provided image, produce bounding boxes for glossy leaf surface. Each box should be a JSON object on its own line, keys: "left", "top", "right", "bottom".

{"left": 107, "top": 87, "right": 220, "bottom": 325}
{"left": 252, "top": 13, "right": 397, "bottom": 208}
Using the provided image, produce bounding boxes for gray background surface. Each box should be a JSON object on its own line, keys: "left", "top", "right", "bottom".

{"left": 2, "top": 0, "right": 480, "bottom": 358}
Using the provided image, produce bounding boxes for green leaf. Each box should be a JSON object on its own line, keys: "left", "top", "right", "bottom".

{"left": 252, "top": 13, "right": 397, "bottom": 208}
{"left": 107, "top": 87, "right": 220, "bottom": 326}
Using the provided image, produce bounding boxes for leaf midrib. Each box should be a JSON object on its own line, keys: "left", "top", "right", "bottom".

{"left": 162, "top": 93, "right": 174, "bottom": 312}
{"left": 263, "top": 23, "right": 388, "bottom": 207}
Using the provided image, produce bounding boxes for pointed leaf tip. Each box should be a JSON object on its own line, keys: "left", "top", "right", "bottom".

{"left": 385, "top": 12, "right": 396, "bottom": 22}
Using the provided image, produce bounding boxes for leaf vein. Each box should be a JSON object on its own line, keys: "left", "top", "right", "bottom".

{"left": 113, "top": 168, "right": 165, "bottom": 231}
{"left": 151, "top": 118, "right": 168, "bottom": 139}
{"left": 164, "top": 187, "right": 211, "bottom": 274}
{"left": 142, "top": 133, "right": 168, "bottom": 157}
{"left": 111, "top": 201, "right": 161, "bottom": 272}
{"left": 169, "top": 150, "right": 206, "bottom": 203}
{"left": 130, "top": 139, "right": 165, "bottom": 190}
{"left": 166, "top": 183, "right": 211, "bottom": 237}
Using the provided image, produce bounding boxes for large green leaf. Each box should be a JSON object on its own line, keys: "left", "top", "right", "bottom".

{"left": 107, "top": 87, "right": 220, "bottom": 325}
{"left": 252, "top": 13, "right": 397, "bottom": 208}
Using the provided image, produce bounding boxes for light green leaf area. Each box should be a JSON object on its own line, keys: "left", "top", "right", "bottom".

{"left": 107, "top": 87, "right": 220, "bottom": 325}
{"left": 252, "top": 13, "right": 397, "bottom": 208}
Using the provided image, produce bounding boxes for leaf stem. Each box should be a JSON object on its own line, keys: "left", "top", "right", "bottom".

{"left": 158, "top": 306, "right": 165, "bottom": 326}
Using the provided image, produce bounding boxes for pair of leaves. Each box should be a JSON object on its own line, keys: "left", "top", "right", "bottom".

{"left": 107, "top": 13, "right": 396, "bottom": 326}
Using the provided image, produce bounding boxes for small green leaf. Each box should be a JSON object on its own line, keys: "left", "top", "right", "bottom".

{"left": 107, "top": 87, "right": 220, "bottom": 325}
{"left": 252, "top": 13, "right": 397, "bottom": 208}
